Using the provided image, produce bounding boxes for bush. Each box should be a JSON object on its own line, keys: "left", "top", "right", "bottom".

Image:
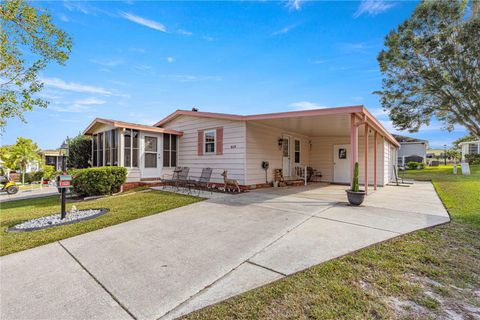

{"left": 73, "top": 167, "right": 127, "bottom": 196}
{"left": 42, "top": 165, "right": 55, "bottom": 179}
{"left": 407, "top": 161, "right": 420, "bottom": 170}
{"left": 417, "top": 162, "right": 425, "bottom": 169}
{"left": 465, "top": 154, "right": 480, "bottom": 165}
{"left": 25, "top": 171, "right": 44, "bottom": 183}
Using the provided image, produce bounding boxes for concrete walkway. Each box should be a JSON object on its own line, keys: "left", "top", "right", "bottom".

{"left": 0, "top": 182, "right": 450, "bottom": 320}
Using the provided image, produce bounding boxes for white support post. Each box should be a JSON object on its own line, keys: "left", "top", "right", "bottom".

{"left": 304, "top": 165, "right": 307, "bottom": 186}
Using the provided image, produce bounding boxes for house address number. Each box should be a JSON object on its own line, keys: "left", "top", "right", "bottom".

{"left": 230, "top": 145, "right": 236, "bottom": 149}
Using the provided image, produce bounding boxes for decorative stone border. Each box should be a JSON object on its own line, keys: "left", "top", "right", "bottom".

{"left": 7, "top": 208, "right": 109, "bottom": 233}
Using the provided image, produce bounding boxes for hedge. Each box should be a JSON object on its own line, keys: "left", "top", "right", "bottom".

{"left": 465, "top": 154, "right": 480, "bottom": 165}
{"left": 73, "top": 167, "right": 127, "bottom": 196}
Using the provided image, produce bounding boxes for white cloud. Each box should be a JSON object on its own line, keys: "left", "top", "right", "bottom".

{"left": 285, "top": 0, "right": 304, "bottom": 11}
{"left": 166, "top": 57, "right": 175, "bottom": 63}
{"left": 289, "top": 101, "right": 327, "bottom": 110}
{"left": 203, "top": 35, "right": 215, "bottom": 41}
{"left": 272, "top": 24, "right": 298, "bottom": 35}
{"left": 50, "top": 105, "right": 91, "bottom": 113}
{"left": 41, "top": 77, "right": 112, "bottom": 95}
{"left": 73, "top": 98, "right": 106, "bottom": 105}
{"left": 353, "top": 0, "right": 395, "bottom": 18}
{"left": 352, "top": 96, "right": 363, "bottom": 102}
{"left": 120, "top": 12, "right": 167, "bottom": 32}
{"left": 90, "top": 59, "right": 124, "bottom": 67}
{"left": 129, "top": 47, "right": 146, "bottom": 53}
{"left": 178, "top": 29, "right": 192, "bottom": 36}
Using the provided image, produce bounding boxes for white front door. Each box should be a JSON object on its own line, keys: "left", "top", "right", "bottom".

{"left": 282, "top": 134, "right": 292, "bottom": 177}
{"left": 141, "top": 133, "right": 162, "bottom": 178}
{"left": 333, "top": 144, "right": 350, "bottom": 183}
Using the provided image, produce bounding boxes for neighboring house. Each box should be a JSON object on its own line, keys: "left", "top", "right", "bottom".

{"left": 393, "top": 134, "right": 428, "bottom": 166}
{"left": 82, "top": 105, "right": 400, "bottom": 191}
{"left": 459, "top": 140, "right": 480, "bottom": 162}
{"left": 41, "top": 150, "right": 64, "bottom": 171}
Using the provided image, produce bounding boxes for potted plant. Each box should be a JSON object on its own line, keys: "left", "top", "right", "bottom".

{"left": 346, "top": 162, "right": 365, "bottom": 205}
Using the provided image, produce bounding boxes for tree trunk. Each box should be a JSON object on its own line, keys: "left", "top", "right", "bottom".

{"left": 22, "top": 171, "right": 25, "bottom": 184}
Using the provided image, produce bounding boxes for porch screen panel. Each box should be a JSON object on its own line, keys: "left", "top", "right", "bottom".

{"left": 105, "top": 131, "right": 111, "bottom": 166}
{"left": 111, "top": 130, "right": 118, "bottom": 166}
{"left": 124, "top": 130, "right": 131, "bottom": 167}
{"left": 170, "top": 135, "right": 177, "bottom": 167}
{"left": 92, "top": 134, "right": 98, "bottom": 166}
{"left": 132, "top": 130, "right": 139, "bottom": 167}
{"left": 98, "top": 132, "right": 104, "bottom": 166}
{"left": 163, "top": 134, "right": 171, "bottom": 167}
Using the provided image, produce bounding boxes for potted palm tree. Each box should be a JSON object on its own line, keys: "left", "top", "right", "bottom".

{"left": 346, "top": 162, "right": 365, "bottom": 205}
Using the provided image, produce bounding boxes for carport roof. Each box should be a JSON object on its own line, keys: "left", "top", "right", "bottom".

{"left": 155, "top": 105, "right": 400, "bottom": 147}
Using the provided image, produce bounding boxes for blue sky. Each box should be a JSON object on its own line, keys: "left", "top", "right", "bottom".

{"left": 3, "top": 0, "right": 467, "bottom": 149}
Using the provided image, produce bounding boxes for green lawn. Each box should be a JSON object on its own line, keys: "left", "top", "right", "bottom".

{"left": 0, "top": 189, "right": 202, "bottom": 256}
{"left": 184, "top": 165, "right": 480, "bottom": 320}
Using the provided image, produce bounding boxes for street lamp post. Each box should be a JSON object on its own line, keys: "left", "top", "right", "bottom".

{"left": 444, "top": 144, "right": 447, "bottom": 166}
{"left": 59, "top": 141, "right": 69, "bottom": 219}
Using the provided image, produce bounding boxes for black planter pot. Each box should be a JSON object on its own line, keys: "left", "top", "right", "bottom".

{"left": 346, "top": 190, "right": 366, "bottom": 206}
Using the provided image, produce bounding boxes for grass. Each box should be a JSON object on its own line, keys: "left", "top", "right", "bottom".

{"left": 183, "top": 165, "right": 480, "bottom": 320}
{"left": 0, "top": 189, "right": 202, "bottom": 256}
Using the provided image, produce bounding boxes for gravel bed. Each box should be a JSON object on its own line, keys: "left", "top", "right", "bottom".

{"left": 8, "top": 208, "right": 108, "bottom": 232}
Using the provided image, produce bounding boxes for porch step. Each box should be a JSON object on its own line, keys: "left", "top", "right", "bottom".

{"left": 140, "top": 177, "right": 162, "bottom": 182}
{"left": 284, "top": 179, "right": 305, "bottom": 187}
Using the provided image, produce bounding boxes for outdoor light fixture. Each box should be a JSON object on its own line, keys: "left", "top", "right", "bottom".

{"left": 278, "top": 138, "right": 284, "bottom": 148}
{"left": 60, "top": 141, "right": 70, "bottom": 157}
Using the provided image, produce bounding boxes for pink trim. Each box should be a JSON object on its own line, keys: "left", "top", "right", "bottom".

{"left": 374, "top": 131, "right": 377, "bottom": 191}
{"left": 350, "top": 114, "right": 359, "bottom": 187}
{"left": 364, "top": 123, "right": 369, "bottom": 195}
{"left": 83, "top": 118, "right": 183, "bottom": 136}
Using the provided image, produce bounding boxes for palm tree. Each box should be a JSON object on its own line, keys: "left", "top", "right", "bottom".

{"left": 11, "top": 137, "right": 41, "bottom": 184}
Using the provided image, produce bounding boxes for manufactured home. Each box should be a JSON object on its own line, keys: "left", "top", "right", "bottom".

{"left": 83, "top": 105, "right": 400, "bottom": 193}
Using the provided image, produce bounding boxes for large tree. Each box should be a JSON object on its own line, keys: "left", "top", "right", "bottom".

{"left": 0, "top": 0, "right": 72, "bottom": 130}
{"left": 66, "top": 133, "right": 92, "bottom": 169}
{"left": 376, "top": 0, "right": 480, "bottom": 136}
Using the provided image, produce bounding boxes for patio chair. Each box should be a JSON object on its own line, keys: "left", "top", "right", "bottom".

{"left": 186, "top": 168, "right": 213, "bottom": 196}
{"left": 162, "top": 167, "right": 182, "bottom": 190}
{"left": 175, "top": 167, "right": 190, "bottom": 191}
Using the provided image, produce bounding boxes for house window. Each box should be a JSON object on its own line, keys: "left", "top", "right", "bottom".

{"left": 45, "top": 156, "right": 56, "bottom": 166}
{"left": 92, "top": 134, "right": 98, "bottom": 166}
{"left": 123, "top": 129, "right": 139, "bottom": 168}
{"left": 163, "top": 134, "right": 177, "bottom": 167}
{"left": 204, "top": 130, "right": 216, "bottom": 154}
{"left": 144, "top": 136, "right": 157, "bottom": 168}
{"left": 468, "top": 143, "right": 479, "bottom": 154}
{"left": 294, "top": 139, "right": 301, "bottom": 163}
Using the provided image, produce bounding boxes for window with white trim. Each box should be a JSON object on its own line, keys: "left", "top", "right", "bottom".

{"left": 204, "top": 130, "right": 216, "bottom": 154}
{"left": 294, "top": 139, "right": 301, "bottom": 163}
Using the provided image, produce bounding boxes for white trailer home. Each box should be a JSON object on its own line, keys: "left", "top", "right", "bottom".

{"left": 83, "top": 105, "right": 400, "bottom": 193}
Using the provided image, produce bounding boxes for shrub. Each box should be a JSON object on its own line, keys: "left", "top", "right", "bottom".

{"left": 25, "top": 171, "right": 44, "bottom": 183}
{"left": 407, "top": 161, "right": 420, "bottom": 170}
{"left": 73, "top": 167, "right": 127, "bottom": 196}
{"left": 465, "top": 154, "right": 480, "bottom": 165}
{"left": 417, "top": 162, "right": 425, "bottom": 169}
{"left": 42, "top": 165, "right": 55, "bottom": 179}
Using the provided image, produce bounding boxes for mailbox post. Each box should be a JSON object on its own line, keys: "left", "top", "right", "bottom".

{"left": 58, "top": 141, "right": 71, "bottom": 219}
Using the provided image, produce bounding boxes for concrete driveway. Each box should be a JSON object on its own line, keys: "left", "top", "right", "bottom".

{"left": 0, "top": 182, "right": 450, "bottom": 320}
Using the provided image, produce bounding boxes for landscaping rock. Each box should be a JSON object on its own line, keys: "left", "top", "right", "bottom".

{"left": 8, "top": 209, "right": 108, "bottom": 232}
